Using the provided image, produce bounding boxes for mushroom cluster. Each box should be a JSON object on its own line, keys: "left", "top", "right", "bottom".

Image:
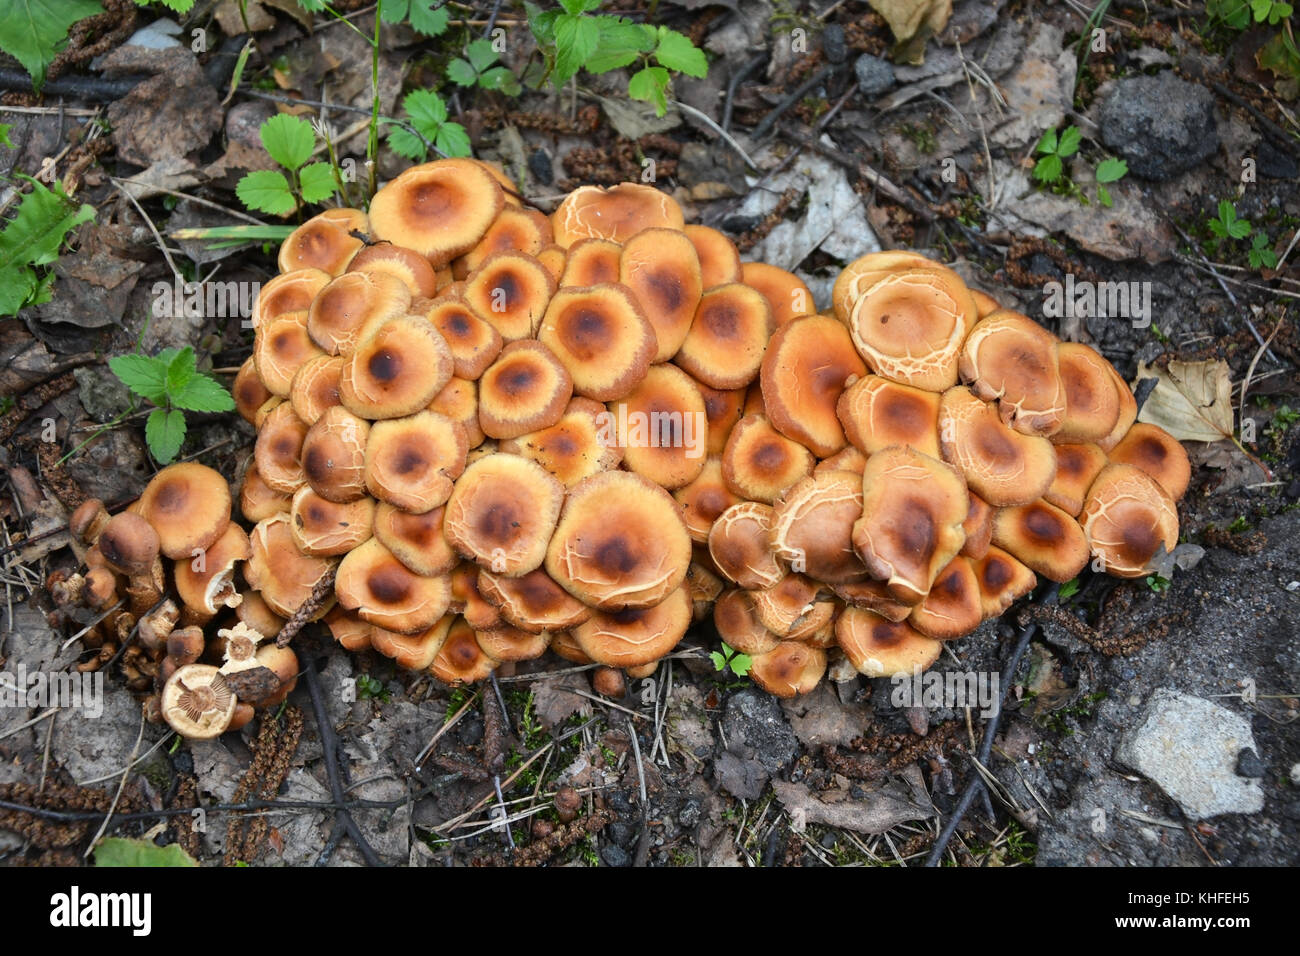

{"left": 228, "top": 158, "right": 1189, "bottom": 711}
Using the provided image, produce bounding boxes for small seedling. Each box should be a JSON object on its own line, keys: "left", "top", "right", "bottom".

{"left": 1207, "top": 199, "right": 1252, "bottom": 248}
{"left": 236, "top": 112, "right": 337, "bottom": 216}
{"left": 1228, "top": 514, "right": 1251, "bottom": 533}
{"left": 387, "top": 89, "right": 472, "bottom": 161}
{"left": 1033, "top": 125, "right": 1081, "bottom": 185}
{"left": 1093, "top": 157, "right": 1128, "bottom": 207}
{"left": 1058, "top": 577, "right": 1081, "bottom": 602}
{"left": 109, "top": 346, "right": 235, "bottom": 464}
{"left": 356, "top": 673, "right": 390, "bottom": 702}
{"left": 0, "top": 176, "right": 95, "bottom": 317}
{"left": 709, "top": 641, "right": 752, "bottom": 678}
{"left": 447, "top": 38, "right": 521, "bottom": 95}
{"left": 1144, "top": 573, "right": 1171, "bottom": 593}
{"left": 1248, "top": 231, "right": 1278, "bottom": 269}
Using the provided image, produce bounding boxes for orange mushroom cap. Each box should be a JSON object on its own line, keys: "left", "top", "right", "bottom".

{"left": 368, "top": 159, "right": 504, "bottom": 264}
{"left": 551, "top": 183, "right": 685, "bottom": 248}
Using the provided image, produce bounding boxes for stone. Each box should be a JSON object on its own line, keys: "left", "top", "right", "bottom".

{"left": 822, "top": 24, "right": 848, "bottom": 65}
{"left": 854, "top": 54, "right": 895, "bottom": 98}
{"left": 722, "top": 689, "right": 798, "bottom": 775}
{"left": 1097, "top": 72, "right": 1219, "bottom": 181}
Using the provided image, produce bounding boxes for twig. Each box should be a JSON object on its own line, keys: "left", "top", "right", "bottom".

{"left": 276, "top": 570, "right": 337, "bottom": 647}
{"left": 750, "top": 64, "right": 836, "bottom": 141}
{"left": 672, "top": 99, "right": 758, "bottom": 171}
{"left": 722, "top": 52, "right": 768, "bottom": 133}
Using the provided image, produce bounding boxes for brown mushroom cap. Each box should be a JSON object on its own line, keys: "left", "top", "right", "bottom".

{"left": 254, "top": 401, "right": 309, "bottom": 495}
{"left": 137, "top": 463, "right": 233, "bottom": 560}
{"left": 463, "top": 251, "right": 557, "bottom": 342}
{"left": 771, "top": 470, "right": 869, "bottom": 584}
{"left": 674, "top": 455, "right": 741, "bottom": 543}
{"left": 972, "top": 545, "right": 1037, "bottom": 619}
{"left": 852, "top": 446, "right": 969, "bottom": 604}
{"left": 289, "top": 354, "right": 345, "bottom": 426}
{"left": 834, "top": 607, "right": 941, "bottom": 678}
{"left": 674, "top": 283, "right": 774, "bottom": 390}
{"left": 369, "top": 159, "right": 504, "bottom": 264}
{"left": 1044, "top": 442, "right": 1108, "bottom": 516}
{"left": 546, "top": 470, "right": 691, "bottom": 610}
{"left": 747, "top": 641, "right": 826, "bottom": 698}
{"left": 707, "top": 501, "right": 785, "bottom": 590}
{"left": 1053, "top": 342, "right": 1121, "bottom": 443}
{"left": 683, "top": 224, "right": 742, "bottom": 288}
{"left": 760, "top": 315, "right": 867, "bottom": 457}
{"left": 609, "top": 363, "right": 708, "bottom": 489}
{"left": 938, "top": 386, "right": 1057, "bottom": 507}
{"left": 548, "top": 629, "right": 592, "bottom": 664}
{"left": 162, "top": 664, "right": 237, "bottom": 739}
{"left": 289, "top": 486, "right": 375, "bottom": 556}
{"left": 499, "top": 396, "right": 622, "bottom": 487}
{"left": 301, "top": 405, "right": 370, "bottom": 503}
{"left": 422, "top": 292, "right": 503, "bottom": 380}
{"left": 372, "top": 501, "right": 457, "bottom": 577}
{"left": 475, "top": 623, "right": 552, "bottom": 663}
{"left": 721, "top": 414, "right": 816, "bottom": 504}
{"left": 959, "top": 491, "right": 994, "bottom": 560}
{"left": 98, "top": 512, "right": 161, "bottom": 576}
{"left": 459, "top": 205, "right": 552, "bottom": 275}
{"left": 429, "top": 376, "right": 484, "bottom": 448}
{"left": 536, "top": 244, "right": 568, "bottom": 284}
{"left": 620, "top": 227, "right": 703, "bottom": 361}
{"left": 364, "top": 410, "right": 468, "bottom": 513}
{"left": 551, "top": 183, "right": 685, "bottom": 248}
{"left": 847, "top": 268, "right": 976, "bottom": 392}
{"left": 234, "top": 355, "right": 274, "bottom": 425}
{"left": 371, "top": 615, "right": 453, "bottom": 670}
{"left": 713, "top": 588, "right": 781, "bottom": 656}
{"left": 245, "top": 514, "right": 337, "bottom": 618}
{"left": 959, "top": 310, "right": 1066, "bottom": 436}
{"left": 444, "top": 453, "right": 564, "bottom": 576}
{"left": 572, "top": 586, "right": 692, "bottom": 668}
{"left": 470, "top": 159, "right": 522, "bottom": 204}
{"left": 991, "top": 498, "right": 1090, "bottom": 582}
{"left": 685, "top": 558, "right": 725, "bottom": 619}
{"left": 750, "top": 573, "right": 827, "bottom": 636}
{"left": 970, "top": 288, "right": 1000, "bottom": 318}
{"left": 837, "top": 374, "right": 941, "bottom": 459}
{"left": 478, "top": 567, "right": 592, "bottom": 633}
{"left": 307, "top": 270, "right": 412, "bottom": 356}
{"left": 238, "top": 463, "right": 292, "bottom": 523}
{"left": 560, "top": 238, "right": 623, "bottom": 287}
{"left": 815, "top": 445, "right": 869, "bottom": 476}
{"left": 1105, "top": 423, "right": 1190, "bottom": 501}
{"left": 251, "top": 268, "right": 331, "bottom": 330}
{"left": 828, "top": 577, "right": 915, "bottom": 622}
{"left": 347, "top": 243, "right": 439, "bottom": 298}
{"left": 238, "top": 590, "right": 286, "bottom": 640}
{"left": 1097, "top": 361, "right": 1138, "bottom": 453}
{"left": 325, "top": 606, "right": 374, "bottom": 652}
{"left": 278, "top": 208, "right": 367, "bottom": 276}
{"left": 908, "top": 556, "right": 982, "bottom": 639}
{"left": 741, "top": 261, "right": 815, "bottom": 327}
{"left": 254, "top": 311, "right": 325, "bottom": 398}
{"left": 538, "top": 284, "right": 656, "bottom": 401}
{"left": 335, "top": 537, "right": 452, "bottom": 633}
{"left": 340, "top": 315, "right": 454, "bottom": 419}
{"left": 174, "top": 522, "right": 251, "bottom": 617}
{"left": 431, "top": 617, "right": 499, "bottom": 684}
{"left": 477, "top": 339, "right": 572, "bottom": 439}
{"left": 1079, "top": 463, "right": 1179, "bottom": 578}
{"left": 830, "top": 251, "right": 946, "bottom": 323}
{"left": 693, "top": 379, "right": 746, "bottom": 456}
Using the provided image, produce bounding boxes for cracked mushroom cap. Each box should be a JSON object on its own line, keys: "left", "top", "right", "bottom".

{"left": 364, "top": 410, "right": 468, "bottom": 513}
{"left": 712, "top": 588, "right": 780, "bottom": 656}
{"left": 721, "top": 414, "right": 816, "bottom": 504}
{"left": 422, "top": 292, "right": 503, "bottom": 380}
{"left": 847, "top": 267, "right": 976, "bottom": 392}
{"left": 959, "top": 310, "right": 1066, "bottom": 436}
{"left": 991, "top": 498, "right": 1091, "bottom": 582}
{"left": 750, "top": 573, "right": 829, "bottom": 637}
{"left": 834, "top": 607, "right": 941, "bottom": 678}
{"left": 245, "top": 514, "right": 338, "bottom": 618}
{"left": 479, "top": 567, "right": 592, "bottom": 633}
{"left": 815, "top": 445, "right": 868, "bottom": 477}
{"left": 747, "top": 641, "right": 826, "bottom": 698}
{"left": 335, "top": 537, "right": 452, "bottom": 634}
{"left": 546, "top": 470, "right": 692, "bottom": 610}
{"left": 760, "top": 315, "right": 867, "bottom": 457}
{"left": 499, "top": 396, "right": 623, "bottom": 487}
{"left": 477, "top": 339, "right": 572, "bottom": 440}
{"left": 830, "top": 250, "right": 947, "bottom": 323}
{"left": 771, "top": 470, "right": 868, "bottom": 584}
{"left": 572, "top": 585, "right": 692, "bottom": 668}
{"left": 837, "top": 374, "right": 941, "bottom": 459}
{"left": 620, "top": 227, "right": 703, "bottom": 361}
{"left": 560, "top": 238, "right": 623, "bottom": 287}
{"left": 431, "top": 617, "right": 499, "bottom": 684}
{"left": 237, "top": 590, "right": 285, "bottom": 641}
{"left": 538, "top": 284, "right": 656, "bottom": 401}
{"left": 370, "top": 615, "right": 454, "bottom": 671}
{"left": 278, "top": 208, "right": 367, "bottom": 276}
{"left": 959, "top": 491, "right": 994, "bottom": 560}
{"left": 1105, "top": 423, "right": 1190, "bottom": 501}
{"left": 694, "top": 379, "right": 746, "bottom": 456}
{"left": 829, "top": 577, "right": 915, "bottom": 622}
{"left": 340, "top": 314, "right": 454, "bottom": 420}
{"left": 1079, "top": 463, "right": 1179, "bottom": 579}
{"left": 301, "top": 406, "right": 370, "bottom": 503}
{"left": 707, "top": 501, "right": 784, "bottom": 590}
{"left": 137, "top": 463, "right": 233, "bottom": 560}
{"left": 251, "top": 268, "right": 331, "bottom": 330}
{"left": 1097, "top": 361, "right": 1138, "bottom": 453}
{"left": 907, "top": 556, "right": 982, "bottom": 640}
{"left": 463, "top": 251, "right": 557, "bottom": 342}
{"left": 254, "top": 401, "right": 309, "bottom": 495}
{"left": 938, "top": 386, "right": 1057, "bottom": 507}
{"left": 289, "top": 354, "right": 345, "bottom": 426}
{"left": 429, "top": 376, "right": 484, "bottom": 449}
{"left": 1044, "top": 442, "right": 1108, "bottom": 517}
{"left": 475, "top": 624, "right": 552, "bottom": 664}
{"left": 674, "top": 455, "right": 741, "bottom": 543}
{"left": 444, "top": 453, "right": 564, "bottom": 576}
{"left": 289, "top": 486, "right": 375, "bottom": 557}
{"left": 372, "top": 502, "right": 457, "bottom": 577}
{"left": 162, "top": 664, "right": 237, "bottom": 739}
{"left": 307, "top": 270, "right": 412, "bottom": 356}
{"left": 548, "top": 629, "right": 591, "bottom": 664}
{"left": 741, "top": 261, "right": 815, "bottom": 327}
{"left": 369, "top": 158, "right": 504, "bottom": 264}
{"left": 683, "top": 224, "right": 741, "bottom": 288}
{"left": 551, "top": 183, "right": 685, "bottom": 248}
{"left": 972, "top": 545, "right": 1037, "bottom": 619}
{"left": 347, "top": 243, "right": 439, "bottom": 299}
{"left": 1053, "top": 342, "right": 1121, "bottom": 443}
{"left": 609, "top": 363, "right": 709, "bottom": 489}
{"left": 459, "top": 205, "right": 552, "bottom": 275}
{"left": 852, "top": 446, "right": 969, "bottom": 604}
{"left": 325, "top": 606, "right": 374, "bottom": 652}
{"left": 175, "top": 522, "right": 251, "bottom": 618}
{"left": 97, "top": 512, "right": 160, "bottom": 576}
{"left": 255, "top": 311, "right": 325, "bottom": 398}
{"left": 238, "top": 463, "right": 291, "bottom": 523}
{"left": 234, "top": 356, "right": 274, "bottom": 425}
{"left": 674, "top": 283, "right": 774, "bottom": 391}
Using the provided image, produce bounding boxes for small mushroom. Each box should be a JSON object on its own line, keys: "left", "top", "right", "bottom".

{"left": 713, "top": 589, "right": 781, "bottom": 656}
{"left": 307, "top": 270, "right": 412, "bottom": 356}
{"left": 707, "top": 501, "right": 784, "bottom": 590}
{"left": 444, "top": 453, "right": 564, "bottom": 576}
{"left": 609, "top": 363, "right": 708, "bottom": 489}
{"left": 959, "top": 310, "right": 1066, "bottom": 436}
{"left": 289, "top": 487, "right": 375, "bottom": 557}
{"left": 741, "top": 261, "right": 815, "bottom": 327}
{"left": 477, "top": 339, "right": 572, "bottom": 439}
{"left": 938, "top": 386, "right": 1057, "bottom": 507}
{"left": 136, "top": 463, "right": 233, "bottom": 560}
{"left": 683, "top": 224, "right": 741, "bottom": 288}
{"left": 746, "top": 641, "right": 825, "bottom": 698}
{"left": 234, "top": 356, "right": 275, "bottom": 425}
{"left": 430, "top": 376, "right": 485, "bottom": 448}
{"left": 1105, "top": 423, "right": 1190, "bottom": 501}
{"left": 474, "top": 624, "right": 551, "bottom": 664}
{"left": 301, "top": 405, "right": 371, "bottom": 503}
{"left": 498, "top": 397, "right": 622, "bottom": 487}
{"left": 335, "top": 537, "right": 452, "bottom": 634}
{"left": 560, "top": 238, "right": 623, "bottom": 287}
{"left": 423, "top": 292, "right": 504, "bottom": 380}
{"left": 238, "top": 463, "right": 292, "bottom": 522}
{"left": 572, "top": 586, "right": 692, "bottom": 668}
{"left": 430, "top": 617, "right": 499, "bottom": 684}
{"left": 674, "top": 283, "right": 774, "bottom": 390}
{"left": 834, "top": 607, "right": 941, "bottom": 678}
{"left": 477, "top": 568, "right": 591, "bottom": 633}
{"left": 674, "top": 456, "right": 741, "bottom": 543}
{"left": 368, "top": 159, "right": 504, "bottom": 264}
{"left": 1053, "top": 342, "right": 1120, "bottom": 443}
{"left": 972, "top": 546, "right": 1037, "bottom": 619}
{"left": 254, "top": 402, "right": 310, "bottom": 495}
{"left": 770, "top": 470, "right": 869, "bottom": 584}
{"left": 1044, "top": 442, "right": 1108, "bottom": 517}
{"left": 907, "top": 556, "right": 982, "bottom": 639}
{"left": 347, "top": 243, "right": 439, "bottom": 299}
{"left": 760, "top": 315, "right": 866, "bottom": 457}
{"left": 458, "top": 205, "right": 552, "bottom": 275}
{"left": 161, "top": 664, "right": 237, "bottom": 739}
{"left": 720, "top": 414, "right": 815, "bottom": 504}
{"left": 278, "top": 208, "right": 367, "bottom": 276}
{"left": 245, "top": 514, "right": 338, "bottom": 618}
{"left": 254, "top": 310, "right": 325, "bottom": 397}
{"left": 370, "top": 616, "right": 453, "bottom": 670}
{"left": 372, "top": 502, "right": 458, "bottom": 576}
{"left": 551, "top": 183, "right": 684, "bottom": 248}
{"left": 538, "top": 284, "right": 656, "bottom": 401}
{"left": 175, "top": 522, "right": 252, "bottom": 619}
{"left": 991, "top": 499, "right": 1090, "bottom": 582}
{"left": 250, "top": 268, "right": 331, "bottom": 330}
{"left": 619, "top": 227, "right": 703, "bottom": 361}
{"left": 289, "top": 354, "right": 345, "bottom": 426}
{"left": 463, "top": 251, "right": 557, "bottom": 342}
{"left": 837, "top": 374, "right": 941, "bottom": 459}
{"left": 1078, "top": 463, "right": 1178, "bottom": 578}
{"left": 364, "top": 410, "right": 468, "bottom": 512}
{"left": 340, "top": 315, "right": 454, "bottom": 419}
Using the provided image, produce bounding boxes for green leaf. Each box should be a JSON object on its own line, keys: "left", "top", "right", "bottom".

{"left": 0, "top": 177, "right": 95, "bottom": 317}
{"left": 387, "top": 124, "right": 428, "bottom": 161}
{"left": 587, "top": 18, "right": 655, "bottom": 73}
{"left": 408, "top": 0, "right": 450, "bottom": 35}
{"left": 379, "top": 0, "right": 410, "bottom": 24}
{"left": 554, "top": 13, "right": 601, "bottom": 84}
{"left": 447, "top": 57, "right": 478, "bottom": 86}
{"left": 559, "top": 0, "right": 602, "bottom": 13}
{"left": 0, "top": 124, "right": 12, "bottom": 148}
{"left": 628, "top": 65, "right": 670, "bottom": 115}
{"left": 435, "top": 122, "right": 471, "bottom": 158}
{"left": 1033, "top": 153, "right": 1062, "bottom": 184}
{"left": 109, "top": 354, "right": 170, "bottom": 405}
{"left": 1094, "top": 157, "right": 1127, "bottom": 183}
{"left": 145, "top": 407, "right": 187, "bottom": 464}
{"left": 654, "top": 27, "right": 708, "bottom": 78}
{"left": 298, "top": 162, "right": 337, "bottom": 203}
{"left": 163, "top": 346, "right": 197, "bottom": 395}
{"left": 710, "top": 650, "right": 726, "bottom": 672}
{"left": 170, "top": 374, "right": 235, "bottom": 413}
{"left": 1058, "top": 578, "right": 1081, "bottom": 601}
{"left": 526, "top": 3, "right": 559, "bottom": 46}
{"left": 0, "top": 0, "right": 103, "bottom": 89}
{"left": 145, "top": 0, "right": 196, "bottom": 11}
{"left": 93, "top": 837, "right": 198, "bottom": 867}
{"left": 1097, "top": 184, "right": 1112, "bottom": 208}
{"left": 404, "top": 88, "right": 448, "bottom": 131}
{"left": 729, "top": 652, "right": 752, "bottom": 677}
{"left": 1035, "top": 127, "right": 1058, "bottom": 155}
{"left": 478, "top": 66, "right": 520, "bottom": 95}
{"left": 236, "top": 169, "right": 296, "bottom": 216}
{"left": 1056, "top": 125, "right": 1081, "bottom": 158}
{"left": 1228, "top": 217, "right": 1252, "bottom": 239}
{"left": 259, "top": 113, "right": 315, "bottom": 171}
{"left": 465, "top": 38, "right": 500, "bottom": 73}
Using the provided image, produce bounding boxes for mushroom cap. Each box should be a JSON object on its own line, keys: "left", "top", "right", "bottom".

{"left": 368, "top": 158, "right": 504, "bottom": 264}
{"left": 907, "top": 556, "right": 982, "bottom": 639}
{"left": 852, "top": 445, "right": 969, "bottom": 604}
{"left": 535, "top": 244, "right": 568, "bottom": 283}
{"left": 459, "top": 204, "right": 552, "bottom": 275}
{"left": 364, "top": 410, "right": 468, "bottom": 513}
{"left": 175, "top": 522, "right": 251, "bottom": 616}
{"left": 548, "top": 629, "right": 592, "bottom": 664}
{"left": 325, "top": 606, "right": 375, "bottom": 651}
{"left": 238, "top": 463, "right": 291, "bottom": 523}
{"left": 245, "top": 514, "right": 337, "bottom": 618}
{"left": 254, "top": 401, "right": 310, "bottom": 495}
{"left": 449, "top": 561, "right": 502, "bottom": 630}
{"left": 972, "top": 545, "right": 1037, "bottom": 619}
{"left": 289, "top": 354, "right": 345, "bottom": 426}
{"left": 620, "top": 227, "right": 703, "bottom": 361}
{"left": 307, "top": 270, "right": 412, "bottom": 356}
{"left": 444, "top": 453, "right": 564, "bottom": 576}
{"left": 828, "top": 577, "right": 915, "bottom": 622}
{"left": 234, "top": 355, "right": 274, "bottom": 425}
{"left": 137, "top": 463, "right": 233, "bottom": 560}
{"left": 683, "top": 224, "right": 741, "bottom": 288}
{"left": 834, "top": 607, "right": 941, "bottom": 678}
{"left": 499, "top": 396, "right": 623, "bottom": 487}
{"left": 970, "top": 288, "right": 1000, "bottom": 318}
{"left": 161, "top": 664, "right": 237, "bottom": 739}
{"left": 959, "top": 309, "right": 1066, "bottom": 436}
{"left": 741, "top": 261, "right": 815, "bottom": 327}
{"left": 255, "top": 311, "right": 325, "bottom": 398}
{"left": 674, "top": 283, "right": 774, "bottom": 390}
{"left": 372, "top": 501, "right": 457, "bottom": 577}
{"left": 1053, "top": 342, "right": 1121, "bottom": 443}
{"left": 771, "top": 470, "right": 869, "bottom": 584}
{"left": 1097, "top": 360, "right": 1138, "bottom": 452}
{"left": 750, "top": 573, "right": 828, "bottom": 636}
{"left": 760, "top": 315, "right": 867, "bottom": 457}
{"left": 237, "top": 590, "right": 286, "bottom": 640}
{"left": 470, "top": 158, "right": 522, "bottom": 204}
{"left": 572, "top": 586, "right": 692, "bottom": 668}
{"left": 429, "top": 376, "right": 484, "bottom": 448}
{"left": 830, "top": 250, "right": 946, "bottom": 323}
{"left": 707, "top": 501, "right": 785, "bottom": 590}
{"left": 431, "top": 618, "right": 499, "bottom": 684}
{"left": 938, "top": 386, "right": 1057, "bottom": 507}
{"left": 959, "top": 491, "right": 994, "bottom": 560}
{"left": 560, "top": 238, "right": 623, "bottom": 287}
{"left": 721, "top": 414, "right": 816, "bottom": 504}
{"left": 301, "top": 405, "right": 370, "bottom": 503}
{"left": 347, "top": 243, "right": 439, "bottom": 298}
{"left": 546, "top": 470, "right": 692, "bottom": 610}
{"left": 478, "top": 567, "right": 592, "bottom": 633}
{"left": 693, "top": 379, "right": 746, "bottom": 456}
{"left": 97, "top": 512, "right": 161, "bottom": 576}
{"left": 837, "top": 374, "right": 941, "bottom": 459}
{"left": 340, "top": 314, "right": 454, "bottom": 419}
{"left": 422, "top": 293, "right": 504, "bottom": 381}
{"left": 1079, "top": 463, "right": 1179, "bottom": 578}
{"left": 335, "top": 537, "right": 452, "bottom": 633}
{"left": 251, "top": 268, "right": 331, "bottom": 330}
{"left": 477, "top": 339, "right": 573, "bottom": 439}
{"left": 847, "top": 268, "right": 975, "bottom": 392}
{"left": 278, "top": 208, "right": 367, "bottom": 276}
{"left": 475, "top": 624, "right": 552, "bottom": 663}
{"left": 551, "top": 183, "right": 685, "bottom": 248}
{"left": 747, "top": 641, "right": 826, "bottom": 698}
{"left": 815, "top": 445, "right": 868, "bottom": 476}
{"left": 609, "top": 363, "right": 708, "bottom": 489}
{"left": 991, "top": 498, "right": 1090, "bottom": 582}
{"left": 674, "top": 455, "right": 741, "bottom": 543}
{"left": 289, "top": 486, "right": 375, "bottom": 556}
{"left": 370, "top": 615, "right": 453, "bottom": 670}
{"left": 463, "top": 251, "right": 557, "bottom": 342}
{"left": 713, "top": 588, "right": 780, "bottom": 656}
{"left": 1105, "top": 423, "right": 1190, "bottom": 501}
{"left": 537, "top": 284, "right": 656, "bottom": 401}
{"left": 1044, "top": 442, "right": 1108, "bottom": 516}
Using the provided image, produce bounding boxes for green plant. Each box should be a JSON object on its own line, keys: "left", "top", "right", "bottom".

{"left": 92, "top": 837, "right": 198, "bottom": 867}
{"left": 1033, "top": 125, "right": 1081, "bottom": 185}
{"left": 526, "top": 0, "right": 708, "bottom": 116}
{"left": 1207, "top": 199, "right": 1252, "bottom": 246}
{"left": 709, "top": 641, "right": 752, "bottom": 678}
{"left": 379, "top": 0, "right": 451, "bottom": 36}
{"left": 1249, "top": 231, "right": 1278, "bottom": 269}
{"left": 1228, "top": 514, "right": 1251, "bottom": 533}
{"left": 0, "top": 0, "right": 103, "bottom": 89}
{"left": 236, "top": 114, "right": 336, "bottom": 216}
{"left": 444, "top": 686, "right": 472, "bottom": 723}
{"left": 387, "top": 90, "right": 472, "bottom": 161}
{"left": 448, "top": 38, "right": 522, "bottom": 95}
{"left": 356, "top": 673, "right": 390, "bottom": 702}
{"left": 1058, "top": 577, "right": 1081, "bottom": 602}
{"left": 109, "top": 346, "right": 235, "bottom": 464}
{"left": 0, "top": 177, "right": 95, "bottom": 318}
{"left": 1093, "top": 157, "right": 1128, "bottom": 207}
{"left": 1145, "top": 573, "right": 1171, "bottom": 593}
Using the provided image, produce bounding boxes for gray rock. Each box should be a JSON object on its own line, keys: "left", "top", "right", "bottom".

{"left": 1116, "top": 689, "right": 1264, "bottom": 820}
{"left": 74, "top": 367, "right": 133, "bottom": 424}
{"left": 713, "top": 750, "right": 768, "bottom": 800}
{"left": 722, "top": 689, "right": 798, "bottom": 775}
{"left": 1236, "top": 749, "right": 1265, "bottom": 778}
{"left": 822, "top": 24, "right": 848, "bottom": 65}
{"left": 854, "top": 53, "right": 895, "bottom": 98}
{"left": 600, "top": 842, "right": 631, "bottom": 867}
{"left": 1097, "top": 72, "right": 1219, "bottom": 181}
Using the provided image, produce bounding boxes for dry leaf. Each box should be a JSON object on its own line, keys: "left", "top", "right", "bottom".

{"left": 772, "top": 766, "right": 936, "bottom": 835}
{"left": 1134, "top": 359, "right": 1235, "bottom": 444}
{"left": 869, "top": 0, "right": 953, "bottom": 64}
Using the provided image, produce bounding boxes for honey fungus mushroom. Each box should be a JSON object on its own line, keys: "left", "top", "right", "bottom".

{"left": 368, "top": 159, "right": 504, "bottom": 263}
{"left": 162, "top": 664, "right": 237, "bottom": 739}
{"left": 444, "top": 454, "right": 564, "bottom": 576}
{"left": 136, "top": 463, "right": 233, "bottom": 560}
{"left": 551, "top": 183, "right": 685, "bottom": 247}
